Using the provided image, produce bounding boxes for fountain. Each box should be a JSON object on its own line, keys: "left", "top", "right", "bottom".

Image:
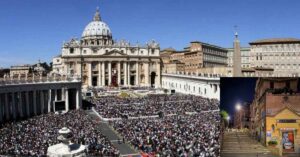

{"left": 47, "top": 127, "right": 86, "bottom": 157}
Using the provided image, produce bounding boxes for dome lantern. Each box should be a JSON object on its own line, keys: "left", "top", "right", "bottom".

{"left": 93, "top": 7, "right": 101, "bottom": 21}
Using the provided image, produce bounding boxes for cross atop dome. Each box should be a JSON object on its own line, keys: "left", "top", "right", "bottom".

{"left": 93, "top": 7, "right": 101, "bottom": 21}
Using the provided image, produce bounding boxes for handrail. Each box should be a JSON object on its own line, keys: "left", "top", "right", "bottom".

{"left": 0, "top": 75, "right": 81, "bottom": 86}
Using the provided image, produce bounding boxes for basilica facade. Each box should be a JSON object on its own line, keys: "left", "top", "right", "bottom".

{"left": 52, "top": 8, "right": 161, "bottom": 88}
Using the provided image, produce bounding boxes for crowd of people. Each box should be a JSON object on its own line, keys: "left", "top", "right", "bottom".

{"left": 111, "top": 112, "right": 220, "bottom": 157}
{"left": 0, "top": 93, "right": 220, "bottom": 157}
{"left": 91, "top": 94, "right": 219, "bottom": 118}
{"left": 0, "top": 110, "right": 119, "bottom": 156}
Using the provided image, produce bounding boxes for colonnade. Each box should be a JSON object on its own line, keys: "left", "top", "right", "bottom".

{"left": 0, "top": 81, "right": 82, "bottom": 123}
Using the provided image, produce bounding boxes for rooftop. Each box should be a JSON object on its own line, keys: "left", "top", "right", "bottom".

{"left": 249, "top": 38, "right": 300, "bottom": 45}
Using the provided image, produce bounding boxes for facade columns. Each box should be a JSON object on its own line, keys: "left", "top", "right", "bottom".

{"left": 145, "top": 62, "right": 150, "bottom": 87}
{"left": 33, "top": 90, "right": 37, "bottom": 115}
{"left": 108, "top": 62, "right": 112, "bottom": 85}
{"left": 136, "top": 62, "right": 140, "bottom": 86}
{"left": 127, "top": 62, "right": 131, "bottom": 86}
{"left": 87, "top": 62, "right": 92, "bottom": 87}
{"left": 65, "top": 88, "right": 69, "bottom": 111}
{"left": 98, "top": 62, "right": 102, "bottom": 86}
{"left": 54, "top": 89, "right": 58, "bottom": 101}
{"left": 25, "top": 92, "right": 30, "bottom": 117}
{"left": 5, "top": 93, "right": 9, "bottom": 120}
{"left": 48, "top": 89, "right": 52, "bottom": 113}
{"left": 61, "top": 88, "right": 65, "bottom": 100}
{"left": 12, "top": 93, "right": 16, "bottom": 119}
{"left": 124, "top": 62, "right": 128, "bottom": 86}
{"left": 76, "top": 89, "right": 81, "bottom": 109}
{"left": 102, "top": 62, "right": 105, "bottom": 86}
{"left": 77, "top": 61, "right": 81, "bottom": 76}
{"left": 117, "top": 62, "right": 121, "bottom": 85}
{"left": 156, "top": 62, "right": 161, "bottom": 88}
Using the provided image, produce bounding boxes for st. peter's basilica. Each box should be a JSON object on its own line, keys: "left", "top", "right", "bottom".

{"left": 52, "top": 8, "right": 161, "bottom": 88}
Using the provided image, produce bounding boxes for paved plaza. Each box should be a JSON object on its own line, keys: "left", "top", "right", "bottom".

{"left": 86, "top": 110, "right": 140, "bottom": 157}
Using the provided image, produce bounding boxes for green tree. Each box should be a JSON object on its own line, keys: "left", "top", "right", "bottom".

{"left": 220, "top": 110, "right": 229, "bottom": 120}
{"left": 220, "top": 110, "right": 230, "bottom": 128}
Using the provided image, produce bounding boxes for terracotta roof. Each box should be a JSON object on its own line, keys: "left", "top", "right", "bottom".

{"left": 249, "top": 38, "right": 300, "bottom": 45}
{"left": 161, "top": 47, "right": 176, "bottom": 52}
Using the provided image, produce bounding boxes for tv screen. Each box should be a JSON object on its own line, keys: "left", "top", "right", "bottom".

{"left": 86, "top": 92, "right": 92, "bottom": 97}
{"left": 54, "top": 101, "right": 65, "bottom": 112}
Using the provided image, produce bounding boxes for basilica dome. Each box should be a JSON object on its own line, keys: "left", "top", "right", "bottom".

{"left": 81, "top": 8, "right": 112, "bottom": 38}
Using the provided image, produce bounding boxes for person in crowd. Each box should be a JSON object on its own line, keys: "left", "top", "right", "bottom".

{"left": 0, "top": 110, "right": 119, "bottom": 157}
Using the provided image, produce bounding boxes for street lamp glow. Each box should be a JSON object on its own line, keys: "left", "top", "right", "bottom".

{"left": 235, "top": 103, "right": 241, "bottom": 111}
{"left": 226, "top": 116, "right": 230, "bottom": 121}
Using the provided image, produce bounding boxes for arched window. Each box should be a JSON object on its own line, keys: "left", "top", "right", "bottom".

{"left": 70, "top": 48, "right": 74, "bottom": 54}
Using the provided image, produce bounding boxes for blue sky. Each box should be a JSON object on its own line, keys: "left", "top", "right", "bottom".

{"left": 0, "top": 0, "right": 299, "bottom": 67}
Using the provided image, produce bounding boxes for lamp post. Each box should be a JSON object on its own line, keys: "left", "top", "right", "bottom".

{"left": 235, "top": 103, "right": 244, "bottom": 130}
{"left": 226, "top": 115, "right": 231, "bottom": 128}
{"left": 235, "top": 103, "right": 241, "bottom": 111}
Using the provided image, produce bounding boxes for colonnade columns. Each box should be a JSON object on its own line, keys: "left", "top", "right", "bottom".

{"left": 98, "top": 62, "right": 102, "bottom": 87}
{"left": 0, "top": 95, "right": 2, "bottom": 122}
{"left": 5, "top": 93, "right": 9, "bottom": 120}
{"left": 48, "top": 89, "right": 52, "bottom": 113}
{"left": 136, "top": 61, "right": 140, "bottom": 86}
{"left": 18, "top": 92, "right": 23, "bottom": 118}
{"left": 40, "top": 91, "right": 44, "bottom": 114}
{"left": 12, "top": 93, "right": 16, "bottom": 119}
{"left": 145, "top": 62, "right": 150, "bottom": 87}
{"left": 123, "top": 62, "right": 128, "bottom": 86}
{"left": 65, "top": 88, "right": 69, "bottom": 111}
{"left": 87, "top": 62, "right": 92, "bottom": 87}
{"left": 25, "top": 92, "right": 30, "bottom": 117}
{"left": 33, "top": 91, "right": 37, "bottom": 115}
{"left": 101, "top": 62, "right": 105, "bottom": 86}
{"left": 108, "top": 62, "right": 112, "bottom": 85}
{"left": 54, "top": 89, "right": 57, "bottom": 112}
{"left": 117, "top": 62, "right": 121, "bottom": 85}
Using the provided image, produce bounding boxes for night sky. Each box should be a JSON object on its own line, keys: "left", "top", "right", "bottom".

{"left": 220, "top": 77, "right": 257, "bottom": 118}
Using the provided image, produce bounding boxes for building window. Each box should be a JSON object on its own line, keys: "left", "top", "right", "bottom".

{"left": 151, "top": 49, "right": 155, "bottom": 54}
{"left": 70, "top": 48, "right": 74, "bottom": 54}
{"left": 270, "top": 82, "right": 274, "bottom": 89}
{"left": 286, "top": 81, "right": 290, "bottom": 89}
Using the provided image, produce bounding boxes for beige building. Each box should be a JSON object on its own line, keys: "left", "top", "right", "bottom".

{"left": 52, "top": 8, "right": 162, "bottom": 88}
{"left": 161, "top": 41, "right": 228, "bottom": 74}
{"left": 10, "top": 64, "right": 31, "bottom": 77}
{"left": 250, "top": 78, "right": 300, "bottom": 156}
{"left": 227, "top": 47, "right": 251, "bottom": 69}
{"left": 249, "top": 38, "right": 300, "bottom": 76}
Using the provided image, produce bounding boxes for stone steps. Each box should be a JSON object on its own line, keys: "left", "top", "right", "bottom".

{"left": 221, "top": 131, "right": 271, "bottom": 155}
